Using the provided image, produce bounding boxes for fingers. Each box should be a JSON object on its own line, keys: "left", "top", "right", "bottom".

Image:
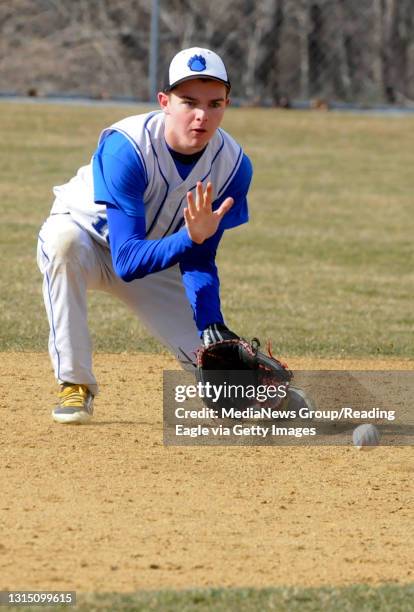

{"left": 203, "top": 182, "right": 213, "bottom": 210}
{"left": 188, "top": 182, "right": 213, "bottom": 213}
{"left": 196, "top": 182, "right": 203, "bottom": 210}
{"left": 183, "top": 207, "right": 191, "bottom": 226}
{"left": 186, "top": 191, "right": 196, "bottom": 219}
{"left": 184, "top": 207, "right": 202, "bottom": 243}
{"left": 215, "top": 197, "right": 234, "bottom": 219}
{"left": 187, "top": 187, "right": 233, "bottom": 225}
{"left": 188, "top": 182, "right": 205, "bottom": 215}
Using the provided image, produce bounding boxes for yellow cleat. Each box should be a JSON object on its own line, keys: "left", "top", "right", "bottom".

{"left": 52, "top": 383, "right": 94, "bottom": 424}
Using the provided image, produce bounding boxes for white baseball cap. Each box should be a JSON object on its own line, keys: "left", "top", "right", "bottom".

{"left": 163, "top": 47, "right": 230, "bottom": 92}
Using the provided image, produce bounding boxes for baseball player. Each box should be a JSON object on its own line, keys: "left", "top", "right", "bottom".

{"left": 37, "top": 47, "right": 253, "bottom": 424}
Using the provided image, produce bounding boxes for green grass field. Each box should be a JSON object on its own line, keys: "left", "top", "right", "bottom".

{"left": 3, "top": 583, "right": 414, "bottom": 611}
{"left": 0, "top": 101, "right": 413, "bottom": 357}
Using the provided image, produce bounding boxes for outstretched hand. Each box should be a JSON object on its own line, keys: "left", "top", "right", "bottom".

{"left": 184, "top": 181, "right": 234, "bottom": 244}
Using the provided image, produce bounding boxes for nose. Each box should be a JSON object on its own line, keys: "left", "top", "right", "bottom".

{"left": 195, "top": 107, "right": 208, "bottom": 123}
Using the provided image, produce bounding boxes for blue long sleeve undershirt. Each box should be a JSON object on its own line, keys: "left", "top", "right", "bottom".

{"left": 93, "top": 131, "right": 252, "bottom": 333}
{"left": 106, "top": 204, "right": 225, "bottom": 331}
{"left": 106, "top": 204, "right": 221, "bottom": 281}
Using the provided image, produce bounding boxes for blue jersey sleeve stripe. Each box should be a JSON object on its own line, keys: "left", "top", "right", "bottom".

{"left": 144, "top": 118, "right": 171, "bottom": 236}
{"left": 172, "top": 217, "right": 186, "bottom": 234}
{"left": 145, "top": 159, "right": 169, "bottom": 235}
{"left": 208, "top": 130, "right": 225, "bottom": 169}
{"left": 217, "top": 146, "right": 243, "bottom": 198}
{"left": 197, "top": 130, "right": 225, "bottom": 184}
{"left": 162, "top": 194, "right": 187, "bottom": 238}
{"left": 106, "top": 128, "right": 149, "bottom": 188}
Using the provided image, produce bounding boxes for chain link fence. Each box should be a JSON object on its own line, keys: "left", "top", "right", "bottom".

{"left": 1, "top": 0, "right": 414, "bottom": 106}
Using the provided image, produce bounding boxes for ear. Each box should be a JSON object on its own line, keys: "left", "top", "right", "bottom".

{"left": 158, "top": 91, "right": 170, "bottom": 112}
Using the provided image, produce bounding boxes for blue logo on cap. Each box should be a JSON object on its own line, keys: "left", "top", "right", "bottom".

{"left": 187, "top": 54, "right": 207, "bottom": 72}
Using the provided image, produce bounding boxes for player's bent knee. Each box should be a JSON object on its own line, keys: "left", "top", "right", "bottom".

{"left": 46, "top": 223, "right": 91, "bottom": 263}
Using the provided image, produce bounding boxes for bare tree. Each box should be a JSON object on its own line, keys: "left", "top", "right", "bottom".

{"left": 2, "top": 0, "right": 414, "bottom": 104}
{"left": 242, "top": 0, "right": 285, "bottom": 104}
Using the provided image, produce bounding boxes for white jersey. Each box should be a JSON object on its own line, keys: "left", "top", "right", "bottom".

{"left": 51, "top": 111, "right": 244, "bottom": 246}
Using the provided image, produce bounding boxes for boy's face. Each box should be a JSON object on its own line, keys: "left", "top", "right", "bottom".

{"left": 158, "top": 78, "right": 230, "bottom": 154}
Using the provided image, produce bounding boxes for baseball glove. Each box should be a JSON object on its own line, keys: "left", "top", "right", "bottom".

{"left": 196, "top": 324, "right": 293, "bottom": 413}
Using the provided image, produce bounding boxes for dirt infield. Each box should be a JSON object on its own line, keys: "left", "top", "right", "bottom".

{"left": 0, "top": 353, "right": 413, "bottom": 592}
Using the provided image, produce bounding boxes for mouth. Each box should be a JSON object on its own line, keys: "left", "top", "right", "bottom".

{"left": 191, "top": 128, "right": 207, "bottom": 134}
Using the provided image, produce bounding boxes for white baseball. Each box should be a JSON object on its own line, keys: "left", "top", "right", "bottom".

{"left": 353, "top": 423, "right": 380, "bottom": 450}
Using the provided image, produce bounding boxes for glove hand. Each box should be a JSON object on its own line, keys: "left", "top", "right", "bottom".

{"left": 196, "top": 335, "right": 293, "bottom": 413}
{"left": 202, "top": 323, "right": 239, "bottom": 347}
